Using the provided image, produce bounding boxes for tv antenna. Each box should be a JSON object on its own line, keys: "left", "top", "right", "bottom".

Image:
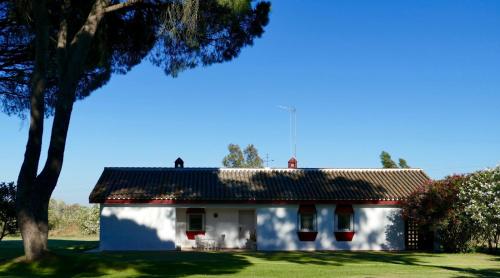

{"left": 264, "top": 153, "right": 274, "bottom": 168}
{"left": 278, "top": 105, "right": 297, "bottom": 158}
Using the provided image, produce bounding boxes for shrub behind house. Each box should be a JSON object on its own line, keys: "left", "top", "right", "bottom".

{"left": 403, "top": 175, "right": 475, "bottom": 252}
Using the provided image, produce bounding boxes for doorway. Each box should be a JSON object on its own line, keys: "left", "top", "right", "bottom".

{"left": 238, "top": 210, "right": 256, "bottom": 249}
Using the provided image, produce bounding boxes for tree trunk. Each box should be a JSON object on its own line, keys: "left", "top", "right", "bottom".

{"left": 0, "top": 221, "right": 7, "bottom": 241}
{"left": 16, "top": 0, "right": 49, "bottom": 261}
{"left": 16, "top": 0, "right": 108, "bottom": 261}
{"left": 16, "top": 190, "right": 49, "bottom": 260}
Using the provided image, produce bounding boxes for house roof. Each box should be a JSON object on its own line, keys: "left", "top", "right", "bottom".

{"left": 89, "top": 167, "right": 429, "bottom": 204}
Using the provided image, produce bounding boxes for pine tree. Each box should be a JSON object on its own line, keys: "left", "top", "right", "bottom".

{"left": 0, "top": 0, "right": 270, "bottom": 260}
{"left": 380, "top": 151, "right": 398, "bottom": 168}
{"left": 398, "top": 158, "right": 410, "bottom": 168}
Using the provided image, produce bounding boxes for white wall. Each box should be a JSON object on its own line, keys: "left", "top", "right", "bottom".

{"left": 176, "top": 208, "right": 242, "bottom": 249}
{"left": 99, "top": 204, "right": 404, "bottom": 251}
{"left": 256, "top": 205, "right": 405, "bottom": 251}
{"left": 100, "top": 205, "right": 176, "bottom": 251}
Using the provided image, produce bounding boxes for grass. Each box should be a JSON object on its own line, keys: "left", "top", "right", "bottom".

{"left": 0, "top": 238, "right": 499, "bottom": 277}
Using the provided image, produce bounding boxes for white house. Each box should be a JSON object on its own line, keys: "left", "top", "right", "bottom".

{"left": 89, "top": 158, "right": 429, "bottom": 251}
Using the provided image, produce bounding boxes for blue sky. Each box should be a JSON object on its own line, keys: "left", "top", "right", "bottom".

{"left": 1, "top": 0, "right": 499, "bottom": 205}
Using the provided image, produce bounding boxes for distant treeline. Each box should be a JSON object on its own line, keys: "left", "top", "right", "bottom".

{"left": 48, "top": 199, "right": 99, "bottom": 237}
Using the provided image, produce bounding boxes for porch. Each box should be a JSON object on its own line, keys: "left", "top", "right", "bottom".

{"left": 175, "top": 208, "right": 257, "bottom": 250}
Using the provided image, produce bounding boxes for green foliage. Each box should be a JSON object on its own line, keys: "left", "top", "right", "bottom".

{"left": 223, "top": 144, "right": 263, "bottom": 168}
{"left": 404, "top": 168, "right": 500, "bottom": 253}
{"left": 217, "top": 0, "right": 252, "bottom": 13}
{"left": 79, "top": 205, "right": 100, "bottom": 236}
{"left": 0, "top": 0, "right": 271, "bottom": 116}
{"left": 403, "top": 175, "right": 475, "bottom": 252}
{"left": 380, "top": 151, "right": 398, "bottom": 168}
{"left": 223, "top": 144, "right": 245, "bottom": 167}
{"left": 0, "top": 182, "right": 17, "bottom": 240}
{"left": 459, "top": 166, "right": 500, "bottom": 251}
{"left": 48, "top": 199, "right": 99, "bottom": 236}
{"left": 380, "top": 151, "right": 411, "bottom": 169}
{"left": 243, "top": 144, "right": 264, "bottom": 168}
{"left": 398, "top": 158, "right": 410, "bottom": 168}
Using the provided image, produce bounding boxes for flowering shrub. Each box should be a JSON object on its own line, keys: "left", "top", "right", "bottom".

{"left": 459, "top": 166, "right": 500, "bottom": 251}
{"left": 402, "top": 175, "right": 475, "bottom": 252}
{"left": 79, "top": 205, "right": 100, "bottom": 236}
{"left": 48, "top": 199, "right": 99, "bottom": 236}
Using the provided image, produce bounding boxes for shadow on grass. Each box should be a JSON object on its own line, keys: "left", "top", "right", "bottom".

{"left": 0, "top": 239, "right": 251, "bottom": 277}
{"left": 442, "top": 266, "right": 500, "bottom": 278}
{"left": 1, "top": 239, "right": 499, "bottom": 277}
{"left": 248, "top": 251, "right": 432, "bottom": 266}
{"left": 247, "top": 251, "right": 499, "bottom": 278}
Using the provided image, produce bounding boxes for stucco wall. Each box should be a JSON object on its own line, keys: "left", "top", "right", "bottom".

{"left": 99, "top": 204, "right": 403, "bottom": 251}
{"left": 256, "top": 205, "right": 404, "bottom": 251}
{"left": 100, "top": 205, "right": 176, "bottom": 251}
{"left": 176, "top": 208, "right": 243, "bottom": 249}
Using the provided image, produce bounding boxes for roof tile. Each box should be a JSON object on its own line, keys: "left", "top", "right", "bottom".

{"left": 89, "top": 168, "right": 429, "bottom": 203}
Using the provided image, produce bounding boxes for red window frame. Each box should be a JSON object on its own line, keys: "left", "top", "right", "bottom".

{"left": 186, "top": 208, "right": 205, "bottom": 240}
{"left": 334, "top": 205, "right": 355, "bottom": 241}
{"left": 297, "top": 204, "right": 318, "bottom": 241}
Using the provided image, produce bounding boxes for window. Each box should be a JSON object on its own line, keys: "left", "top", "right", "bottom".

{"left": 186, "top": 208, "right": 205, "bottom": 231}
{"left": 335, "top": 205, "right": 354, "bottom": 232}
{"left": 297, "top": 205, "right": 317, "bottom": 232}
{"left": 300, "top": 213, "right": 316, "bottom": 231}
{"left": 336, "top": 213, "right": 353, "bottom": 232}
{"left": 297, "top": 205, "right": 318, "bottom": 241}
{"left": 188, "top": 213, "right": 204, "bottom": 231}
{"left": 334, "top": 205, "right": 355, "bottom": 241}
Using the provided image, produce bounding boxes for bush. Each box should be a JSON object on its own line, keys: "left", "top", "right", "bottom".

{"left": 459, "top": 166, "right": 500, "bottom": 251}
{"left": 79, "top": 205, "right": 100, "bottom": 236}
{"left": 403, "top": 175, "right": 475, "bottom": 252}
{"left": 48, "top": 199, "right": 99, "bottom": 236}
{"left": 0, "top": 182, "right": 17, "bottom": 240}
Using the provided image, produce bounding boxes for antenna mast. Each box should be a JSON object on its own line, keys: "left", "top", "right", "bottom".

{"left": 278, "top": 105, "right": 297, "bottom": 158}
{"left": 264, "top": 153, "right": 274, "bottom": 168}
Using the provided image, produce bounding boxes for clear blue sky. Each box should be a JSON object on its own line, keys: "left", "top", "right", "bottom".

{"left": 1, "top": 0, "right": 499, "bottom": 205}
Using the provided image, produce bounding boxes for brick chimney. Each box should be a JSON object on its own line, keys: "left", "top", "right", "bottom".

{"left": 174, "top": 157, "right": 184, "bottom": 168}
{"left": 288, "top": 157, "right": 297, "bottom": 169}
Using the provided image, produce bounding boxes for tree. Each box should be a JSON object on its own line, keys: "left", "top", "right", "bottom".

{"left": 222, "top": 144, "right": 245, "bottom": 168}
{"left": 0, "top": 0, "right": 270, "bottom": 260}
{"left": 380, "top": 151, "right": 411, "bottom": 168}
{"left": 243, "top": 144, "right": 263, "bottom": 168}
{"left": 380, "top": 151, "right": 398, "bottom": 168}
{"left": 398, "top": 158, "right": 410, "bottom": 168}
{"left": 222, "top": 143, "right": 263, "bottom": 168}
{"left": 459, "top": 166, "right": 500, "bottom": 251}
{"left": 0, "top": 182, "right": 17, "bottom": 241}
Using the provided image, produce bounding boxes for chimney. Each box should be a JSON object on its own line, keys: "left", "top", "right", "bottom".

{"left": 175, "top": 157, "right": 184, "bottom": 168}
{"left": 288, "top": 157, "right": 297, "bottom": 169}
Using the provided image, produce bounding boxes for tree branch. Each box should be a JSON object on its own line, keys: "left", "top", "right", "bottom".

{"left": 104, "top": 0, "right": 144, "bottom": 14}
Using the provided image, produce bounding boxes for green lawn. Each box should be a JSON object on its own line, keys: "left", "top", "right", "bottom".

{"left": 0, "top": 238, "right": 499, "bottom": 277}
